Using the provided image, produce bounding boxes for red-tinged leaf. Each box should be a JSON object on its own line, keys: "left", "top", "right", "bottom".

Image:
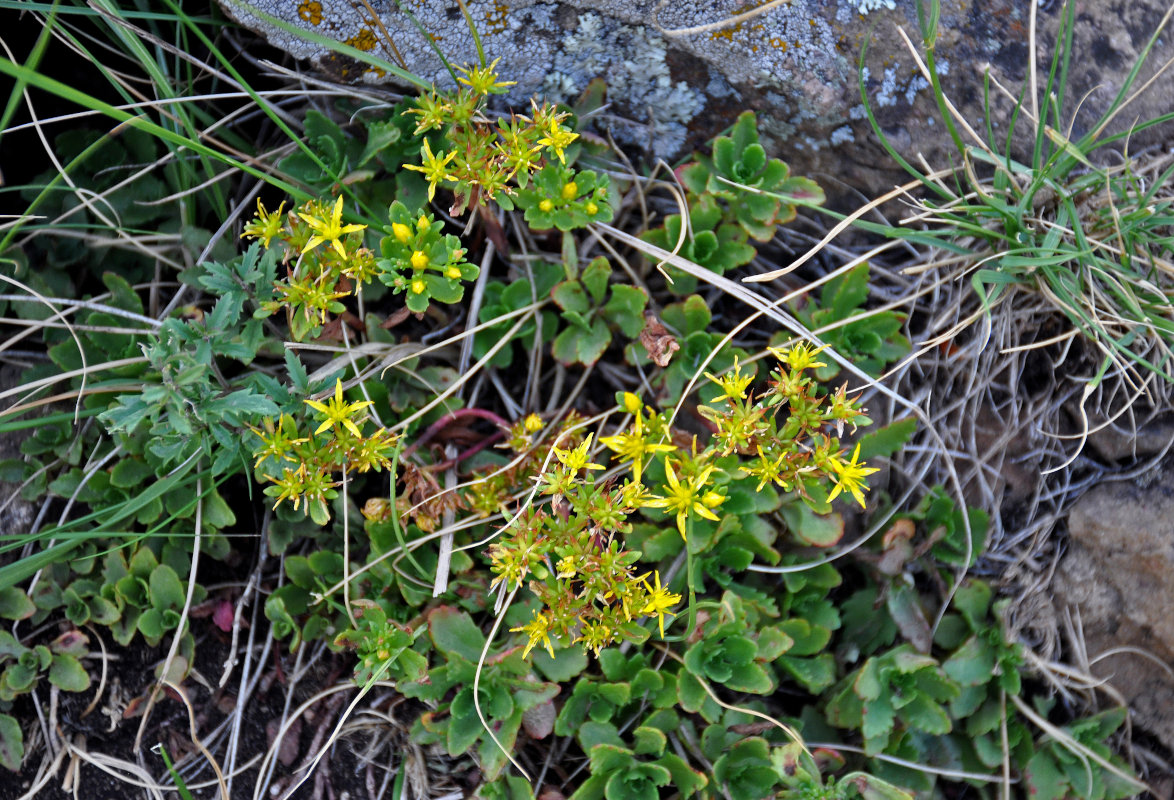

{"left": 213, "top": 600, "right": 234, "bottom": 633}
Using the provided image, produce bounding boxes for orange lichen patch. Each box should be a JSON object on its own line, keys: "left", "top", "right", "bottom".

{"left": 345, "top": 27, "right": 378, "bottom": 51}
{"left": 485, "top": 2, "right": 509, "bottom": 35}
{"left": 710, "top": 23, "right": 741, "bottom": 42}
{"left": 297, "top": 0, "right": 323, "bottom": 25}
{"left": 706, "top": 0, "right": 781, "bottom": 44}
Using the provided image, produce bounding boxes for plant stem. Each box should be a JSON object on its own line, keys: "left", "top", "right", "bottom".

{"left": 400, "top": 407, "right": 510, "bottom": 459}
{"left": 684, "top": 515, "right": 698, "bottom": 639}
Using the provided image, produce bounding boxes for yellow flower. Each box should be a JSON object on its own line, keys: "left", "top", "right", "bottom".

{"left": 241, "top": 198, "right": 286, "bottom": 248}
{"left": 742, "top": 445, "right": 792, "bottom": 492}
{"left": 455, "top": 57, "right": 516, "bottom": 95}
{"left": 537, "top": 120, "right": 579, "bottom": 164}
{"left": 599, "top": 424, "right": 675, "bottom": 482}
{"left": 705, "top": 356, "right": 754, "bottom": 402}
{"left": 640, "top": 571, "right": 680, "bottom": 639}
{"left": 617, "top": 479, "right": 658, "bottom": 510}
{"left": 561, "top": 181, "right": 579, "bottom": 201}
{"left": 556, "top": 555, "right": 577, "bottom": 578}
{"left": 417, "top": 214, "right": 430, "bottom": 232}
{"left": 552, "top": 433, "right": 604, "bottom": 473}
{"left": 576, "top": 620, "right": 615, "bottom": 657}
{"left": 511, "top": 611, "right": 555, "bottom": 659}
{"left": 585, "top": 201, "right": 599, "bottom": 216}
{"left": 769, "top": 342, "right": 828, "bottom": 373}
{"left": 264, "top": 463, "right": 308, "bottom": 511}
{"left": 523, "top": 413, "right": 544, "bottom": 433}
{"left": 303, "top": 378, "right": 374, "bottom": 437}
{"left": 403, "top": 139, "right": 457, "bottom": 201}
{"left": 410, "top": 278, "right": 427, "bottom": 294}
{"left": 827, "top": 443, "right": 880, "bottom": 508}
{"left": 488, "top": 543, "right": 527, "bottom": 591}
{"left": 391, "top": 222, "right": 412, "bottom": 244}
{"left": 445, "top": 265, "right": 462, "bottom": 280}
{"left": 298, "top": 196, "right": 367, "bottom": 260}
{"left": 410, "top": 250, "right": 429, "bottom": 270}
{"left": 539, "top": 198, "right": 554, "bottom": 213}
{"left": 249, "top": 414, "right": 307, "bottom": 468}
{"left": 644, "top": 460, "right": 723, "bottom": 539}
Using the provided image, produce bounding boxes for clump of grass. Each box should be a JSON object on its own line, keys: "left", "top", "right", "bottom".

{"left": 772, "top": 0, "right": 1174, "bottom": 395}
{"left": 913, "top": 2, "right": 1174, "bottom": 380}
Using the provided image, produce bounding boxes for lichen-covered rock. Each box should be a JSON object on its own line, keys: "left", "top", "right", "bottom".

{"left": 218, "top": 0, "right": 1174, "bottom": 199}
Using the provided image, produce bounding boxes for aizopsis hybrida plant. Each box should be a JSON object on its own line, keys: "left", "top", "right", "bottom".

{"left": 489, "top": 343, "right": 878, "bottom": 659}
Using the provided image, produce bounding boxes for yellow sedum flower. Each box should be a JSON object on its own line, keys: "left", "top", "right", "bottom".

{"left": 304, "top": 378, "right": 373, "bottom": 437}
{"left": 455, "top": 57, "right": 516, "bottom": 95}
{"left": 577, "top": 620, "right": 615, "bottom": 657}
{"left": 705, "top": 356, "right": 754, "bottom": 402}
{"left": 538, "top": 120, "right": 579, "bottom": 164}
{"left": 391, "top": 222, "right": 412, "bottom": 244}
{"left": 828, "top": 442, "right": 880, "bottom": 508}
{"left": 743, "top": 445, "right": 794, "bottom": 492}
{"left": 249, "top": 414, "right": 307, "bottom": 469}
{"left": 644, "top": 460, "right": 724, "bottom": 539}
{"left": 511, "top": 611, "right": 556, "bottom": 659}
{"left": 298, "top": 196, "right": 367, "bottom": 260}
{"left": 552, "top": 433, "right": 604, "bottom": 473}
{"left": 641, "top": 571, "right": 680, "bottom": 638}
{"left": 556, "top": 555, "right": 577, "bottom": 578}
{"left": 770, "top": 342, "right": 829, "bottom": 373}
{"left": 410, "top": 250, "right": 429, "bottom": 270}
{"left": 403, "top": 139, "right": 457, "bottom": 201}
{"left": 599, "top": 423, "right": 675, "bottom": 483}
{"left": 241, "top": 198, "right": 286, "bottom": 249}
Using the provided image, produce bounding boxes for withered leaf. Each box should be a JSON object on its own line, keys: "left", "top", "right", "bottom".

{"left": 639, "top": 312, "right": 680, "bottom": 367}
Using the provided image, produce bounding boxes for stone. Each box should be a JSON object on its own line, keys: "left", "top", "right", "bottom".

{"left": 1084, "top": 409, "right": 1174, "bottom": 464}
{"left": 1050, "top": 468, "right": 1174, "bottom": 750}
{"left": 218, "top": 0, "right": 1174, "bottom": 202}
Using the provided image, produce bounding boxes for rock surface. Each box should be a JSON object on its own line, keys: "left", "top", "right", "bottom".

{"left": 1051, "top": 468, "right": 1174, "bottom": 751}
{"left": 218, "top": 0, "right": 1174, "bottom": 200}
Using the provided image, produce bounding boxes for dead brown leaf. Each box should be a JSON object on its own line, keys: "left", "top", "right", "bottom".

{"left": 639, "top": 312, "right": 679, "bottom": 367}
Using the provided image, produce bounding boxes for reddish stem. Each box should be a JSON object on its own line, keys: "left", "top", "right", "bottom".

{"left": 424, "top": 430, "right": 506, "bottom": 472}
{"left": 400, "top": 407, "right": 511, "bottom": 460}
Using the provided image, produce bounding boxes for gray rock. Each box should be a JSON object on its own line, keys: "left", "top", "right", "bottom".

{"left": 218, "top": 0, "right": 1174, "bottom": 200}
{"left": 1052, "top": 471, "right": 1174, "bottom": 750}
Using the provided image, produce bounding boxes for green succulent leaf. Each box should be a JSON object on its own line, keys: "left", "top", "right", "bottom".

{"left": 48, "top": 653, "right": 90, "bottom": 692}
{"left": 148, "top": 565, "right": 185, "bottom": 611}
{"left": 0, "top": 588, "right": 35, "bottom": 621}
{"left": 428, "top": 606, "right": 486, "bottom": 663}
{"left": 0, "top": 713, "right": 23, "bottom": 771}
